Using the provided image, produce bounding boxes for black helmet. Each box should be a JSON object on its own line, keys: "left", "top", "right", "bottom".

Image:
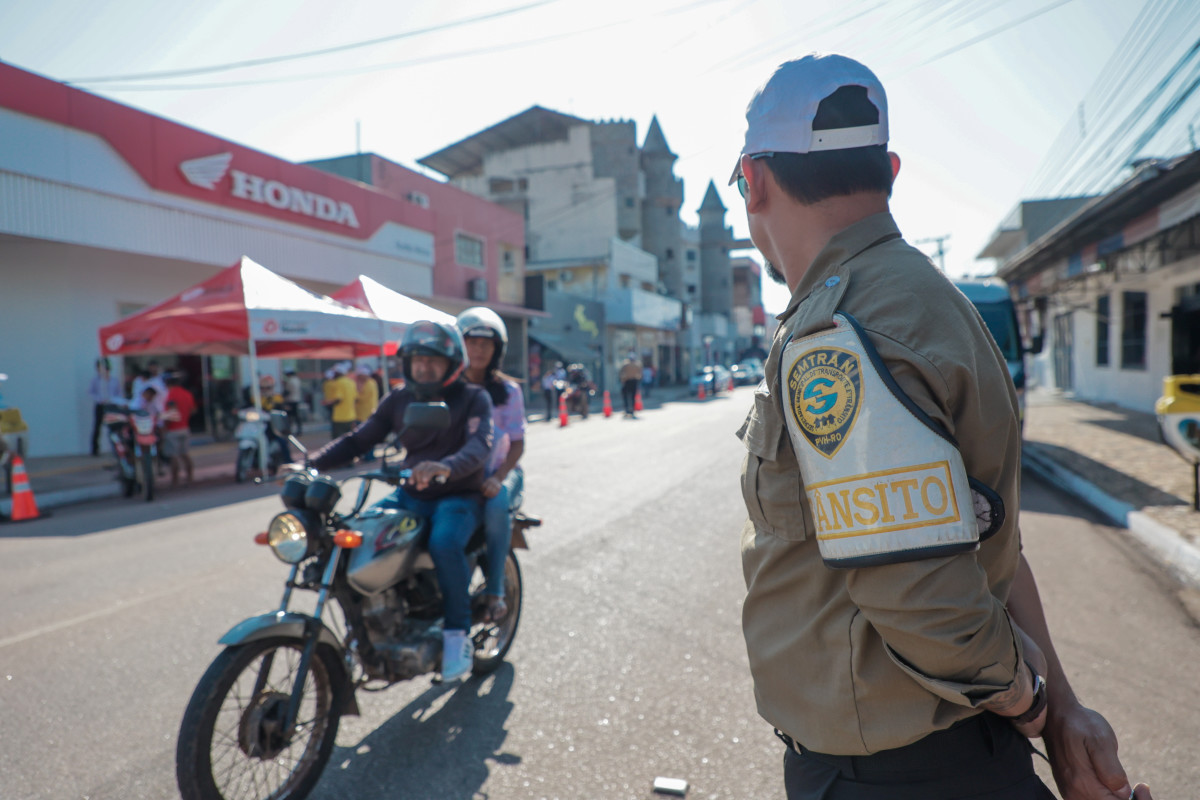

{"left": 455, "top": 306, "right": 508, "bottom": 372}
{"left": 400, "top": 320, "right": 466, "bottom": 399}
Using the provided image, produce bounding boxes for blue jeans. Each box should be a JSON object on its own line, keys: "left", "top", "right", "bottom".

{"left": 376, "top": 487, "right": 481, "bottom": 631}
{"left": 484, "top": 468, "right": 524, "bottom": 596}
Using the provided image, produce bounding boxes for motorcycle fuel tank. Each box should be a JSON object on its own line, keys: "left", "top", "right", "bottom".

{"left": 346, "top": 507, "right": 431, "bottom": 595}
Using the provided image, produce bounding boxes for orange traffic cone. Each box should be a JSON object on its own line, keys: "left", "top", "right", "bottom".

{"left": 558, "top": 392, "right": 569, "bottom": 428}
{"left": 698, "top": 382, "right": 707, "bottom": 401}
{"left": 602, "top": 390, "right": 613, "bottom": 418}
{"left": 634, "top": 391, "right": 643, "bottom": 412}
{"left": 7, "top": 455, "right": 41, "bottom": 522}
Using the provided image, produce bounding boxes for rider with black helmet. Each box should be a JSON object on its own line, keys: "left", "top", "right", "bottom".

{"left": 307, "top": 320, "right": 494, "bottom": 683}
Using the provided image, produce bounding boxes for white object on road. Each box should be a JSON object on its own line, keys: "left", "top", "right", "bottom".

{"left": 653, "top": 776, "right": 689, "bottom": 796}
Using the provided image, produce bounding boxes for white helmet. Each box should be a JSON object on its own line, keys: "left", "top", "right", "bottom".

{"left": 455, "top": 307, "right": 508, "bottom": 371}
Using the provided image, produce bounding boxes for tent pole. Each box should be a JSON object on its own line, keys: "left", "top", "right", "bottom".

{"left": 249, "top": 338, "right": 267, "bottom": 478}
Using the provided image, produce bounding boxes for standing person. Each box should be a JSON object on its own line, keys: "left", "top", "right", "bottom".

{"left": 283, "top": 370, "right": 304, "bottom": 435}
{"left": 321, "top": 369, "right": 336, "bottom": 423}
{"left": 641, "top": 361, "right": 654, "bottom": 400}
{"left": 88, "top": 358, "right": 121, "bottom": 456}
{"left": 163, "top": 373, "right": 196, "bottom": 486}
{"left": 355, "top": 365, "right": 380, "bottom": 423}
{"left": 322, "top": 363, "right": 357, "bottom": 440}
{"left": 731, "top": 53, "right": 1150, "bottom": 799}
{"left": 618, "top": 354, "right": 641, "bottom": 418}
{"left": 540, "top": 361, "right": 565, "bottom": 422}
{"left": 457, "top": 307, "right": 525, "bottom": 622}
{"left": 130, "top": 361, "right": 167, "bottom": 412}
{"left": 303, "top": 321, "right": 493, "bottom": 682}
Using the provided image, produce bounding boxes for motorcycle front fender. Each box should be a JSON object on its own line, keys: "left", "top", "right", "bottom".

{"left": 219, "top": 611, "right": 360, "bottom": 716}
{"left": 219, "top": 610, "right": 343, "bottom": 650}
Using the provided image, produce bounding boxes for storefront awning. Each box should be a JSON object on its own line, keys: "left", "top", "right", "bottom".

{"left": 528, "top": 331, "right": 602, "bottom": 365}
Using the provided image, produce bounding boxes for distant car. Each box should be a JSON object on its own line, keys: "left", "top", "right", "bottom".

{"left": 689, "top": 366, "right": 727, "bottom": 395}
{"left": 731, "top": 360, "right": 765, "bottom": 386}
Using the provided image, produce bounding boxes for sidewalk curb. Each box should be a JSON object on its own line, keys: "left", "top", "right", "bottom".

{"left": 1023, "top": 442, "right": 1200, "bottom": 590}
{"left": 0, "top": 483, "right": 120, "bottom": 516}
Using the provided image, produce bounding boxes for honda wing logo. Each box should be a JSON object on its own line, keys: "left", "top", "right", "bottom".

{"left": 179, "top": 152, "right": 233, "bottom": 190}
{"left": 176, "top": 152, "right": 360, "bottom": 229}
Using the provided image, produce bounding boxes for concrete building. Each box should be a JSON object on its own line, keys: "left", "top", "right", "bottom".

{"left": 304, "top": 153, "right": 532, "bottom": 379}
{"left": 979, "top": 152, "right": 1200, "bottom": 412}
{"left": 0, "top": 62, "right": 523, "bottom": 456}
{"left": 418, "top": 106, "right": 741, "bottom": 391}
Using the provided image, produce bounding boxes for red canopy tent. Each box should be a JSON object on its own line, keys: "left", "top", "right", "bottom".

{"left": 331, "top": 274, "right": 455, "bottom": 357}
{"left": 99, "top": 257, "right": 383, "bottom": 361}
{"left": 99, "top": 258, "right": 385, "bottom": 468}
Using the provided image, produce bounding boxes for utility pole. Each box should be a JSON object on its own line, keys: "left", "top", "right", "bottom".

{"left": 914, "top": 234, "right": 951, "bottom": 271}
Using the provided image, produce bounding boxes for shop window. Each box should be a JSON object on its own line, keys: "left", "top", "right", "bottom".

{"left": 1095, "top": 295, "right": 1109, "bottom": 366}
{"left": 1120, "top": 291, "right": 1147, "bottom": 369}
{"left": 500, "top": 247, "right": 517, "bottom": 274}
{"left": 489, "top": 178, "right": 514, "bottom": 194}
{"left": 456, "top": 233, "right": 485, "bottom": 268}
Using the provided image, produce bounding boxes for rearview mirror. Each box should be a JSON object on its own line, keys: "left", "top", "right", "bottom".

{"left": 403, "top": 402, "right": 450, "bottom": 430}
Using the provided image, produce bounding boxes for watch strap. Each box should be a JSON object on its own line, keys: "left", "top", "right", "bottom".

{"left": 1006, "top": 660, "right": 1047, "bottom": 726}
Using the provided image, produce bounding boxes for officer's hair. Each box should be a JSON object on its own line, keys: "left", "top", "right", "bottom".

{"left": 765, "top": 86, "right": 894, "bottom": 204}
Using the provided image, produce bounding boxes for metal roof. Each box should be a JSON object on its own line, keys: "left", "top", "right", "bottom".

{"left": 417, "top": 106, "right": 590, "bottom": 179}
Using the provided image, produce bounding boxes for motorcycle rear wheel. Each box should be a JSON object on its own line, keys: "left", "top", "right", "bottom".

{"left": 176, "top": 638, "right": 343, "bottom": 800}
{"left": 234, "top": 448, "right": 254, "bottom": 483}
{"left": 470, "top": 551, "right": 523, "bottom": 674}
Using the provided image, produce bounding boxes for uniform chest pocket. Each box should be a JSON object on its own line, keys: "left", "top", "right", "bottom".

{"left": 740, "top": 390, "right": 809, "bottom": 542}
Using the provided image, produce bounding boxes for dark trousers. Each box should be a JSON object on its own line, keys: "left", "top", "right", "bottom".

{"left": 91, "top": 403, "right": 106, "bottom": 455}
{"left": 621, "top": 380, "right": 639, "bottom": 414}
{"left": 543, "top": 388, "right": 558, "bottom": 420}
{"left": 782, "top": 714, "right": 1054, "bottom": 800}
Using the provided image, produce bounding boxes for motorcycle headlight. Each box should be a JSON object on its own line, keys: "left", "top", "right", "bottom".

{"left": 267, "top": 512, "right": 312, "bottom": 564}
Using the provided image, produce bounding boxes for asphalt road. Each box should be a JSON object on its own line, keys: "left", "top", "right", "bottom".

{"left": 1, "top": 387, "right": 1197, "bottom": 799}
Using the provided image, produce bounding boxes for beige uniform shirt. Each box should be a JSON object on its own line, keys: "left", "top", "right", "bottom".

{"left": 739, "top": 212, "right": 1025, "bottom": 755}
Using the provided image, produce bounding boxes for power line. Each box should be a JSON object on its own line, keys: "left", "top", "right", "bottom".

{"left": 66, "top": 0, "right": 561, "bottom": 84}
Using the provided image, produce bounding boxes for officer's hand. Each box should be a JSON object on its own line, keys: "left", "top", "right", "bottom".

{"left": 480, "top": 476, "right": 502, "bottom": 499}
{"left": 1043, "top": 701, "right": 1148, "bottom": 800}
{"left": 411, "top": 461, "right": 450, "bottom": 490}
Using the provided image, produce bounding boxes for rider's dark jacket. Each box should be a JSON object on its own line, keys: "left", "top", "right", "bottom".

{"left": 309, "top": 381, "right": 494, "bottom": 500}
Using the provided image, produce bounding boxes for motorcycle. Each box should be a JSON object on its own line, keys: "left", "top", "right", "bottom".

{"left": 176, "top": 404, "right": 542, "bottom": 800}
{"left": 234, "top": 407, "right": 291, "bottom": 483}
{"left": 558, "top": 367, "right": 596, "bottom": 419}
{"left": 101, "top": 402, "right": 159, "bottom": 501}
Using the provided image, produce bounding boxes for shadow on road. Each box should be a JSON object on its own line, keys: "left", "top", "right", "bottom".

{"left": 314, "top": 662, "right": 519, "bottom": 800}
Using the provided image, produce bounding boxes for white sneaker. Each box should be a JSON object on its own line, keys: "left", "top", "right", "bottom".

{"left": 441, "top": 629, "right": 473, "bottom": 682}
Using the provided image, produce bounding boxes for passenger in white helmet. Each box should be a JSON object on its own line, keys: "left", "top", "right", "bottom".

{"left": 456, "top": 307, "right": 525, "bottom": 622}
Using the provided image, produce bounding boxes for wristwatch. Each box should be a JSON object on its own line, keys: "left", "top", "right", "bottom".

{"left": 1006, "top": 660, "right": 1048, "bottom": 726}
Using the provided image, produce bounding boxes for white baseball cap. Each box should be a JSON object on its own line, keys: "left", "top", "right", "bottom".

{"left": 729, "top": 53, "right": 888, "bottom": 185}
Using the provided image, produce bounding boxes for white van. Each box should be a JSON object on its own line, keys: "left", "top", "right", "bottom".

{"left": 954, "top": 278, "right": 1041, "bottom": 429}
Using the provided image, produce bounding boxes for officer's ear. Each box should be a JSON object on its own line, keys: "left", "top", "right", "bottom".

{"left": 888, "top": 152, "right": 901, "bottom": 180}
{"left": 743, "top": 155, "right": 770, "bottom": 213}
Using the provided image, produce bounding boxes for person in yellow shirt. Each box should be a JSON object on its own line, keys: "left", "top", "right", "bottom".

{"left": 322, "top": 363, "right": 358, "bottom": 439}
{"left": 354, "top": 365, "right": 380, "bottom": 423}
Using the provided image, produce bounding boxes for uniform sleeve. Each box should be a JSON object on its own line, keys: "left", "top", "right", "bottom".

{"left": 841, "top": 331, "right": 1023, "bottom": 708}
{"left": 310, "top": 390, "right": 397, "bottom": 471}
{"left": 443, "top": 389, "right": 494, "bottom": 480}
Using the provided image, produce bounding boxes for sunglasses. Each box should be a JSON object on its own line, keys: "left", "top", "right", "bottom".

{"left": 736, "top": 152, "right": 776, "bottom": 199}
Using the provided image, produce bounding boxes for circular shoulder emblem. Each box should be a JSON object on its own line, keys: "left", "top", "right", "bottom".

{"left": 786, "top": 346, "right": 862, "bottom": 459}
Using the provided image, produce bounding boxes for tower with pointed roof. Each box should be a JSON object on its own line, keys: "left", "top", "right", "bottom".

{"left": 698, "top": 180, "right": 733, "bottom": 317}
{"left": 640, "top": 116, "right": 684, "bottom": 299}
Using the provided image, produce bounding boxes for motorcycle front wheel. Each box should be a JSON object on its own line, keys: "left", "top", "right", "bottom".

{"left": 141, "top": 449, "right": 155, "bottom": 502}
{"left": 470, "top": 551, "right": 523, "bottom": 674}
{"left": 176, "top": 638, "right": 344, "bottom": 800}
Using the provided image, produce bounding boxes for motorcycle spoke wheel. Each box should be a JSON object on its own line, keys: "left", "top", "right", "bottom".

{"left": 176, "top": 639, "right": 341, "bottom": 800}
{"left": 469, "top": 551, "right": 522, "bottom": 674}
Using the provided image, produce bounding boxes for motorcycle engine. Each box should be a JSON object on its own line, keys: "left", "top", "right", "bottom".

{"left": 361, "top": 587, "right": 442, "bottom": 681}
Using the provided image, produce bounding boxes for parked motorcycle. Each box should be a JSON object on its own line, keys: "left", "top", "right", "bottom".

{"left": 233, "top": 408, "right": 290, "bottom": 483}
{"left": 102, "top": 403, "right": 159, "bottom": 501}
{"left": 176, "top": 404, "right": 542, "bottom": 800}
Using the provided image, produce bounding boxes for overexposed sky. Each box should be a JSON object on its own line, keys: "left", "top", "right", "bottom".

{"left": 0, "top": 0, "right": 1155, "bottom": 312}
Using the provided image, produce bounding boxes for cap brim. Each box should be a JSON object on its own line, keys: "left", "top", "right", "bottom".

{"left": 727, "top": 156, "right": 743, "bottom": 186}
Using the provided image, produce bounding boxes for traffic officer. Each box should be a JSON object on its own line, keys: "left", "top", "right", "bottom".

{"left": 732, "top": 53, "right": 1150, "bottom": 799}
